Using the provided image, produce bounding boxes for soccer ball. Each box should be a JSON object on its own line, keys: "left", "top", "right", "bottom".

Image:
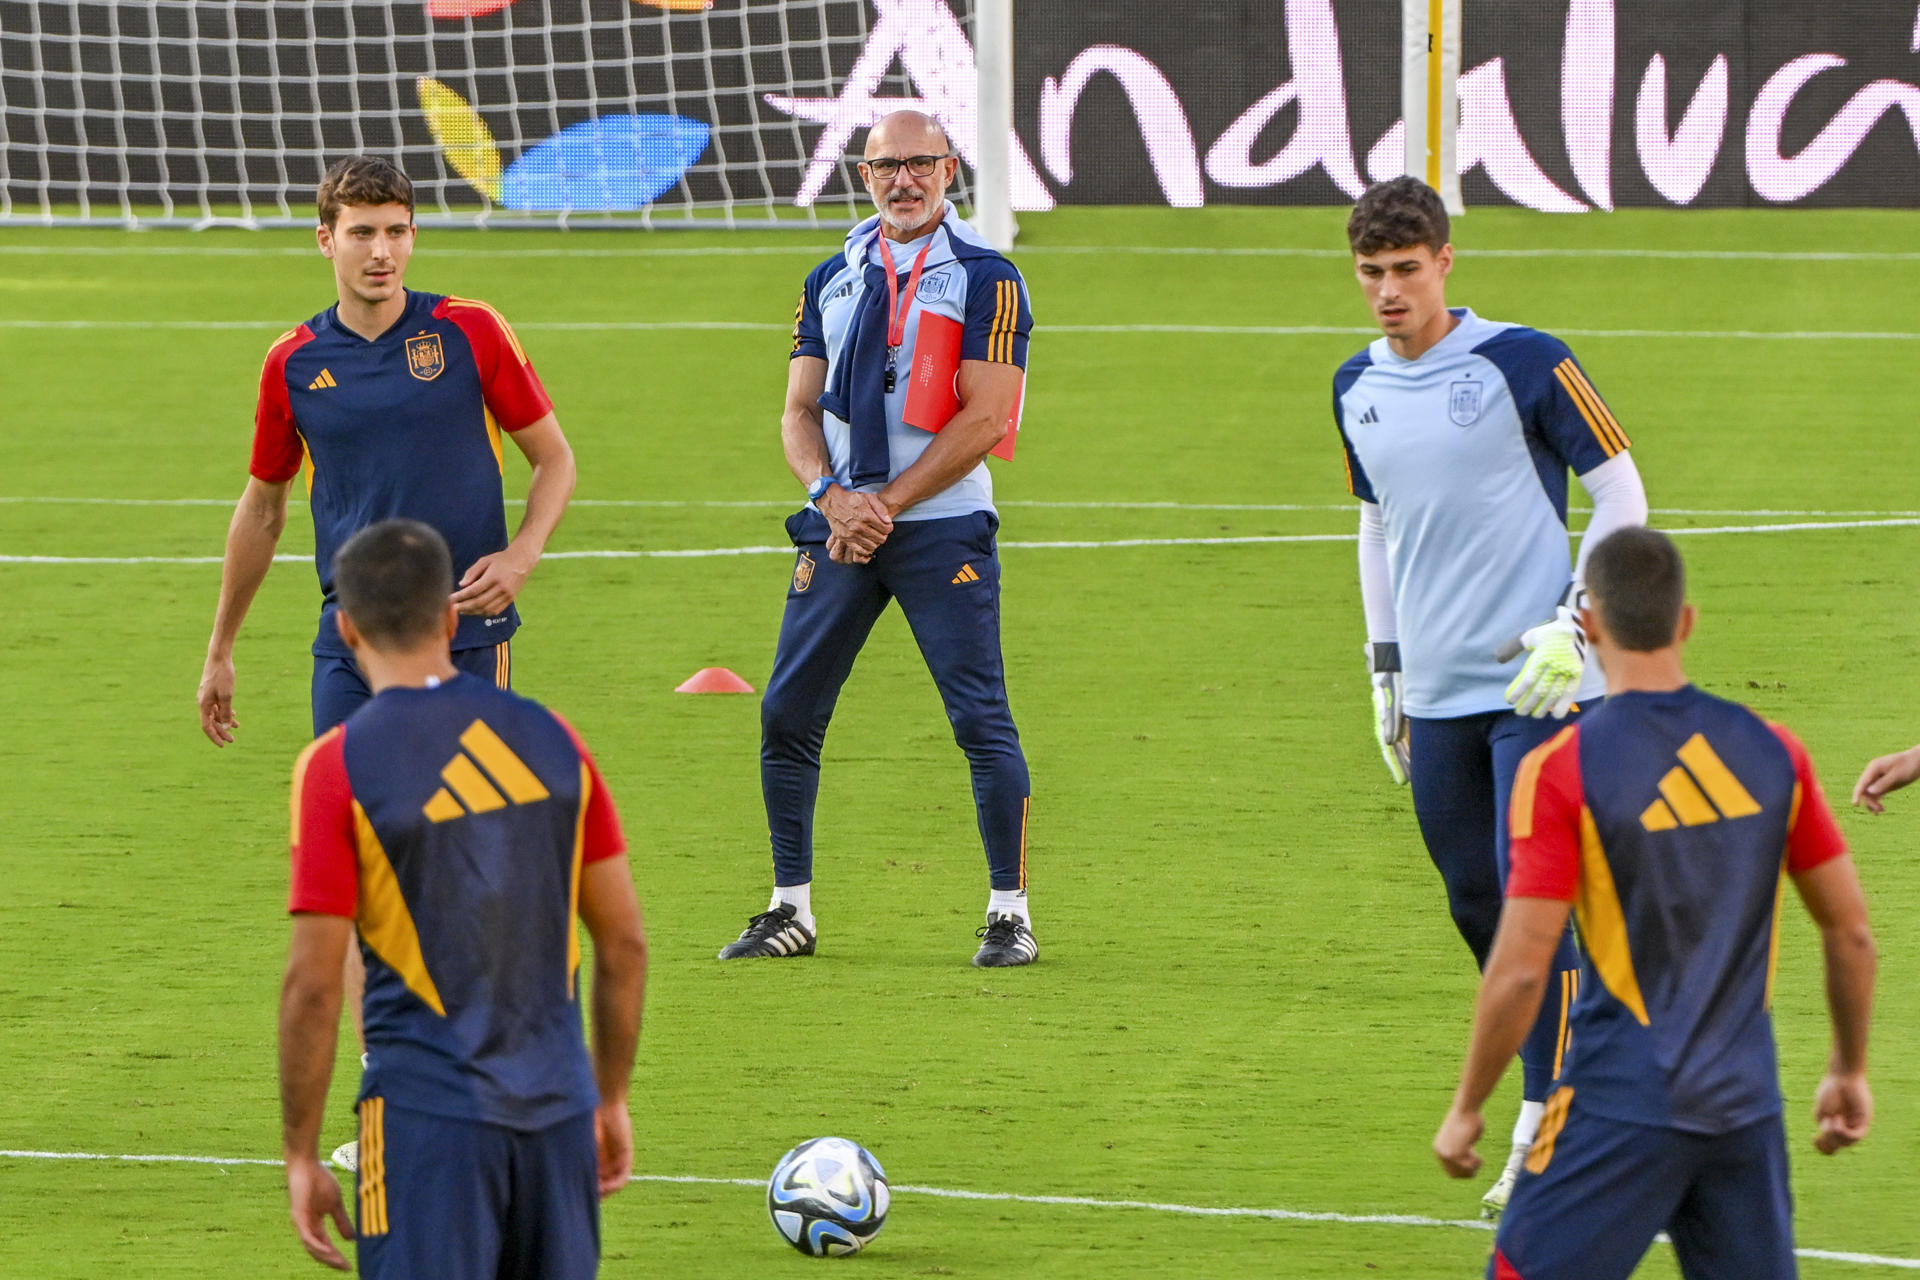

{"left": 766, "top": 1136, "right": 890, "bottom": 1256}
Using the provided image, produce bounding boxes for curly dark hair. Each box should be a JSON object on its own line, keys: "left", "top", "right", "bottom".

{"left": 1346, "top": 177, "right": 1449, "bottom": 256}
{"left": 316, "top": 156, "right": 414, "bottom": 229}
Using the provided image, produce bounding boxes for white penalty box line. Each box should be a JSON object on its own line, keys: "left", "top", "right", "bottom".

{"left": 0, "top": 1150, "right": 1912, "bottom": 1270}
{"left": 6, "top": 518, "right": 1920, "bottom": 567}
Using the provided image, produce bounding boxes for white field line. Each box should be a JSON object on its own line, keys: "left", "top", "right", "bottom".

{"left": 0, "top": 1150, "right": 1914, "bottom": 1269}
{"left": 4, "top": 496, "right": 1920, "bottom": 520}
{"left": 7, "top": 518, "right": 1920, "bottom": 567}
{"left": 3, "top": 317, "right": 1916, "bottom": 341}
{"left": 2, "top": 244, "right": 1915, "bottom": 263}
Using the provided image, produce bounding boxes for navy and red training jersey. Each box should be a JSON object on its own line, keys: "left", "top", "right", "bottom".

{"left": 1507, "top": 686, "right": 1846, "bottom": 1134}
{"left": 289, "top": 674, "right": 625, "bottom": 1129}
{"left": 252, "top": 290, "right": 554, "bottom": 657}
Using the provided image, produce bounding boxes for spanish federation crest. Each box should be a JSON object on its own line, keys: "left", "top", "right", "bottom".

{"left": 406, "top": 333, "right": 445, "bottom": 382}
{"left": 915, "top": 268, "right": 951, "bottom": 305}
{"left": 1448, "top": 379, "right": 1482, "bottom": 427}
{"left": 793, "top": 551, "right": 816, "bottom": 593}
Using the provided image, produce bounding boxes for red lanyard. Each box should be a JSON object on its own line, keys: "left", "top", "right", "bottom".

{"left": 876, "top": 232, "right": 935, "bottom": 352}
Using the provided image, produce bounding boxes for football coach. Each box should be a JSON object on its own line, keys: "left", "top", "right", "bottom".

{"left": 716, "top": 108, "right": 1039, "bottom": 969}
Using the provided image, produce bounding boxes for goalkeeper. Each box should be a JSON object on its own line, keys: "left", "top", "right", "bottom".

{"left": 1330, "top": 178, "right": 1648, "bottom": 1216}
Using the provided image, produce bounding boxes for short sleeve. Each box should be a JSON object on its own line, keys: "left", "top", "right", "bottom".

{"left": 442, "top": 299, "right": 555, "bottom": 432}
{"left": 1770, "top": 724, "right": 1848, "bottom": 874}
{"left": 289, "top": 727, "right": 359, "bottom": 917}
{"left": 1474, "top": 329, "right": 1630, "bottom": 477}
{"left": 1507, "top": 726, "right": 1584, "bottom": 901}
{"left": 960, "top": 258, "right": 1032, "bottom": 369}
{"left": 553, "top": 713, "right": 628, "bottom": 865}
{"left": 1332, "top": 353, "right": 1376, "bottom": 502}
{"left": 791, "top": 258, "right": 831, "bottom": 362}
{"left": 250, "top": 327, "right": 311, "bottom": 483}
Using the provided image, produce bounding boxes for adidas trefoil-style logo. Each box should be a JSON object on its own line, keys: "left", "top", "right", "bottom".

{"left": 1640, "top": 733, "right": 1762, "bottom": 831}
{"left": 307, "top": 368, "right": 338, "bottom": 390}
{"left": 951, "top": 563, "right": 981, "bottom": 585}
{"left": 423, "top": 719, "right": 550, "bottom": 823}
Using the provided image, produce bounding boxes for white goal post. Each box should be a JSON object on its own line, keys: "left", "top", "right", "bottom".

{"left": 1401, "top": 0, "right": 1464, "bottom": 214}
{"left": 0, "top": 0, "right": 1013, "bottom": 233}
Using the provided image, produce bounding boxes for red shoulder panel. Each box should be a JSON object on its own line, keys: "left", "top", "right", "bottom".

{"left": 1508, "top": 725, "right": 1584, "bottom": 902}
{"left": 551, "top": 711, "right": 627, "bottom": 864}
{"left": 289, "top": 726, "right": 359, "bottom": 917}
{"left": 251, "top": 325, "right": 316, "bottom": 483}
{"left": 438, "top": 296, "right": 555, "bottom": 432}
{"left": 1769, "top": 723, "right": 1847, "bottom": 874}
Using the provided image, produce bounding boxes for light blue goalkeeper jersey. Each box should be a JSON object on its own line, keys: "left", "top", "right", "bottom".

{"left": 1334, "top": 308, "right": 1631, "bottom": 718}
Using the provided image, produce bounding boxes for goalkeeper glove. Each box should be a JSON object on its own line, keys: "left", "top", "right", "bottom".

{"left": 1504, "top": 593, "right": 1588, "bottom": 719}
{"left": 1366, "top": 642, "right": 1410, "bottom": 785}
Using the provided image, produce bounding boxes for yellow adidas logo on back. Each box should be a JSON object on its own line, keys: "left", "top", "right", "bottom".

{"left": 1640, "top": 733, "right": 1762, "bottom": 831}
{"left": 423, "top": 719, "right": 550, "bottom": 823}
{"left": 307, "top": 368, "right": 338, "bottom": 390}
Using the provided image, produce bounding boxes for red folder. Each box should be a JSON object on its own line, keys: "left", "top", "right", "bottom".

{"left": 900, "top": 312, "right": 1022, "bottom": 460}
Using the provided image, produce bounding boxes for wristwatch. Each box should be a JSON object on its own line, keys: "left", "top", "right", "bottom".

{"left": 807, "top": 475, "right": 835, "bottom": 503}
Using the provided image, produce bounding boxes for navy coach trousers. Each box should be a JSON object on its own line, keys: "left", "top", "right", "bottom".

{"left": 761, "top": 507, "right": 1030, "bottom": 890}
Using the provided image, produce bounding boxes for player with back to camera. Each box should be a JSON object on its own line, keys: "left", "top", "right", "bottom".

{"left": 199, "top": 155, "right": 578, "bottom": 1168}
{"left": 1434, "top": 526, "right": 1875, "bottom": 1280}
{"left": 715, "top": 109, "right": 1039, "bottom": 968}
{"left": 1332, "top": 176, "right": 1650, "bottom": 1214}
{"left": 278, "top": 519, "right": 647, "bottom": 1278}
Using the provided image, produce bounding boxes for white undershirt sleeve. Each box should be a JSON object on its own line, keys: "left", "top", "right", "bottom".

{"left": 1571, "top": 451, "right": 1650, "bottom": 583}
{"left": 1357, "top": 501, "right": 1397, "bottom": 642}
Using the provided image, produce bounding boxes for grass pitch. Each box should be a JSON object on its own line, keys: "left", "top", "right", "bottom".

{"left": 2, "top": 207, "right": 1918, "bottom": 1278}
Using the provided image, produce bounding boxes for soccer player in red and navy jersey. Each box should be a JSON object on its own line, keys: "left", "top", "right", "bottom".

{"left": 197, "top": 155, "right": 576, "bottom": 746}
{"left": 1433, "top": 528, "right": 1875, "bottom": 1280}
{"left": 279, "top": 520, "right": 645, "bottom": 1278}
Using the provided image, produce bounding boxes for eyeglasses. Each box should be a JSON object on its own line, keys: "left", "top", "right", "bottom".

{"left": 860, "top": 154, "right": 952, "bottom": 179}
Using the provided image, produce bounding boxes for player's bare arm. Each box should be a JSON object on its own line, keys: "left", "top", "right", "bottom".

{"left": 1792, "top": 853, "right": 1876, "bottom": 1153}
{"left": 578, "top": 854, "right": 648, "bottom": 1199}
{"left": 874, "top": 359, "right": 1021, "bottom": 518}
{"left": 452, "top": 412, "right": 576, "bottom": 616}
{"left": 1434, "top": 896, "right": 1573, "bottom": 1177}
{"left": 1851, "top": 745, "right": 1920, "bottom": 813}
{"left": 782, "top": 354, "right": 892, "bottom": 562}
{"left": 277, "top": 912, "right": 355, "bottom": 1270}
{"left": 198, "top": 475, "right": 293, "bottom": 746}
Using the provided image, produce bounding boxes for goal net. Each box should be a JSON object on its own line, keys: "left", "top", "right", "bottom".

{"left": 0, "top": 0, "right": 991, "bottom": 229}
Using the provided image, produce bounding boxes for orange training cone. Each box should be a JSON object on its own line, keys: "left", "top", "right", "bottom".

{"left": 675, "top": 667, "right": 755, "bottom": 694}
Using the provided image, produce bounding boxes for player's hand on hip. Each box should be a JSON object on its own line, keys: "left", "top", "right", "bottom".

{"left": 197, "top": 654, "right": 239, "bottom": 747}
{"left": 1504, "top": 605, "right": 1587, "bottom": 719}
{"left": 1365, "top": 643, "right": 1409, "bottom": 785}
{"left": 1812, "top": 1071, "right": 1872, "bottom": 1153}
{"left": 1433, "top": 1106, "right": 1484, "bottom": 1178}
{"left": 285, "top": 1154, "right": 354, "bottom": 1270}
{"left": 452, "top": 547, "right": 534, "bottom": 616}
{"left": 1851, "top": 746, "right": 1920, "bottom": 813}
{"left": 595, "top": 1100, "right": 634, "bottom": 1198}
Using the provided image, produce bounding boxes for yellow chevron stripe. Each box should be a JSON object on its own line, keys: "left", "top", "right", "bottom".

{"left": 1553, "top": 360, "right": 1621, "bottom": 454}
{"left": 1525, "top": 1086, "right": 1574, "bottom": 1175}
{"left": 1564, "top": 361, "right": 1630, "bottom": 450}
{"left": 460, "top": 719, "right": 550, "bottom": 804}
{"left": 1509, "top": 725, "right": 1576, "bottom": 841}
{"left": 1552, "top": 969, "right": 1571, "bottom": 1078}
{"left": 1553, "top": 361, "right": 1625, "bottom": 457}
{"left": 1575, "top": 807, "right": 1650, "bottom": 1025}
{"left": 1677, "top": 734, "right": 1761, "bottom": 818}
{"left": 568, "top": 760, "right": 589, "bottom": 991}
{"left": 1657, "top": 765, "right": 1718, "bottom": 826}
{"left": 1640, "top": 798, "right": 1678, "bottom": 831}
{"left": 354, "top": 805, "right": 447, "bottom": 1016}
{"left": 441, "top": 752, "right": 506, "bottom": 813}
{"left": 447, "top": 295, "right": 529, "bottom": 364}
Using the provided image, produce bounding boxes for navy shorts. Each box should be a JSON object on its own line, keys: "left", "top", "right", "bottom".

{"left": 1492, "top": 1091, "right": 1795, "bottom": 1280}
{"left": 312, "top": 641, "right": 511, "bottom": 736}
{"left": 354, "top": 1097, "right": 599, "bottom": 1280}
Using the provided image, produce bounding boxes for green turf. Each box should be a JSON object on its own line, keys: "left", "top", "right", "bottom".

{"left": 2, "top": 208, "right": 1918, "bottom": 1277}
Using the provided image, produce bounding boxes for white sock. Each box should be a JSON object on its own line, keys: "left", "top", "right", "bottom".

{"left": 1512, "top": 1099, "right": 1545, "bottom": 1150}
{"left": 988, "top": 888, "right": 1029, "bottom": 924}
{"left": 770, "top": 884, "right": 814, "bottom": 931}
